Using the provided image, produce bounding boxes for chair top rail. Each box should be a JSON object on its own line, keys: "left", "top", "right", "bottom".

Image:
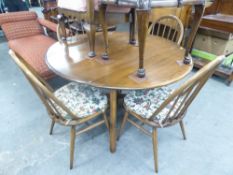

{"left": 149, "top": 14, "right": 184, "bottom": 45}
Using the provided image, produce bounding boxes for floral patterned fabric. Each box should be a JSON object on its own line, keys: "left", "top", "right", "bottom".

{"left": 54, "top": 82, "right": 107, "bottom": 119}
{"left": 124, "top": 87, "right": 183, "bottom": 126}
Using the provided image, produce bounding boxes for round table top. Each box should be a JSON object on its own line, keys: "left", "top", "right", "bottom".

{"left": 46, "top": 32, "right": 193, "bottom": 90}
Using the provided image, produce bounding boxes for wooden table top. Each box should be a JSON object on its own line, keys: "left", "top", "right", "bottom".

{"left": 46, "top": 32, "right": 192, "bottom": 90}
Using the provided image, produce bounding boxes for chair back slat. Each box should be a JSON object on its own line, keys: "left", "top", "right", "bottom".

{"left": 164, "top": 79, "right": 204, "bottom": 123}
{"left": 166, "top": 18, "right": 172, "bottom": 40}
{"left": 165, "top": 93, "right": 183, "bottom": 119}
{"left": 149, "top": 15, "right": 184, "bottom": 45}
{"left": 149, "top": 55, "right": 225, "bottom": 126}
{"left": 171, "top": 24, "right": 178, "bottom": 42}
{"left": 9, "top": 50, "right": 80, "bottom": 121}
{"left": 161, "top": 22, "right": 166, "bottom": 38}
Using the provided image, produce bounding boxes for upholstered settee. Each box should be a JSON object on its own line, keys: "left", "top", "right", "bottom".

{"left": 0, "top": 11, "right": 58, "bottom": 80}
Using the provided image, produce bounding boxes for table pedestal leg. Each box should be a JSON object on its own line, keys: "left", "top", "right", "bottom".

{"left": 110, "top": 90, "right": 117, "bottom": 153}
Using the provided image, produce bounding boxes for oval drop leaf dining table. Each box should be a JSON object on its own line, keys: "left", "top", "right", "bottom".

{"left": 46, "top": 32, "right": 193, "bottom": 153}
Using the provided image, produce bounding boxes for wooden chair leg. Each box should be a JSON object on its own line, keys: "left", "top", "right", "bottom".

{"left": 49, "top": 119, "right": 55, "bottom": 135}
{"left": 103, "top": 112, "right": 109, "bottom": 129}
{"left": 179, "top": 120, "right": 187, "bottom": 140}
{"left": 70, "top": 126, "right": 76, "bottom": 169}
{"left": 226, "top": 74, "right": 233, "bottom": 86}
{"left": 117, "top": 111, "right": 129, "bottom": 140}
{"left": 152, "top": 128, "right": 158, "bottom": 173}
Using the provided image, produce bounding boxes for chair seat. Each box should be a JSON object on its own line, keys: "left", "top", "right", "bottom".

{"left": 54, "top": 82, "right": 108, "bottom": 119}
{"left": 8, "top": 35, "right": 56, "bottom": 80}
{"left": 124, "top": 87, "right": 182, "bottom": 126}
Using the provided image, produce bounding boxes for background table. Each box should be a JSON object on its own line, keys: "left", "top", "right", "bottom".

{"left": 46, "top": 32, "right": 193, "bottom": 152}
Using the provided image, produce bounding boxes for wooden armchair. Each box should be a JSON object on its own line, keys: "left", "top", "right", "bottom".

{"left": 9, "top": 50, "right": 109, "bottom": 169}
{"left": 0, "top": 11, "right": 58, "bottom": 80}
{"left": 119, "top": 55, "right": 225, "bottom": 173}
{"left": 148, "top": 15, "right": 184, "bottom": 45}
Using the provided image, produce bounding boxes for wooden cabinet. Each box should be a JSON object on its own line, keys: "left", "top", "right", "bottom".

{"left": 193, "top": 0, "right": 233, "bottom": 85}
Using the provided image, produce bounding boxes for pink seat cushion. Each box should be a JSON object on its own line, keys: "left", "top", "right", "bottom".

{"left": 9, "top": 35, "right": 56, "bottom": 80}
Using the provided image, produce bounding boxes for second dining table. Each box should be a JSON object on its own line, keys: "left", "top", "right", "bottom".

{"left": 46, "top": 32, "right": 193, "bottom": 153}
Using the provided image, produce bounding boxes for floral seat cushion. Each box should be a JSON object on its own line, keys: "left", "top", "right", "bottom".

{"left": 54, "top": 82, "right": 107, "bottom": 119}
{"left": 124, "top": 87, "right": 182, "bottom": 126}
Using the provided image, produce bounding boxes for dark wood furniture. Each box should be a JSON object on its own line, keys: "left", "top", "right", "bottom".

{"left": 193, "top": 57, "right": 233, "bottom": 85}
{"left": 193, "top": 0, "right": 233, "bottom": 85}
{"left": 46, "top": 32, "right": 193, "bottom": 153}
{"left": 202, "top": 0, "right": 233, "bottom": 33}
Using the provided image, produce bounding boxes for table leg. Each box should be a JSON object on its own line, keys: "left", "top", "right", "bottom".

{"left": 109, "top": 90, "right": 117, "bottom": 153}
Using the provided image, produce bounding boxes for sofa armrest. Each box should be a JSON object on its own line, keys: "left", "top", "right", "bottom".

{"left": 38, "top": 18, "right": 58, "bottom": 33}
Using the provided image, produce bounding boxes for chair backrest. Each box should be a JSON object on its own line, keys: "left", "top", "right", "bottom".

{"left": 9, "top": 50, "right": 80, "bottom": 124}
{"left": 148, "top": 15, "right": 184, "bottom": 45}
{"left": 0, "top": 11, "right": 43, "bottom": 41}
{"left": 149, "top": 55, "right": 225, "bottom": 127}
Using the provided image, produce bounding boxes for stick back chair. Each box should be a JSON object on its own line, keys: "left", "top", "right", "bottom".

{"left": 9, "top": 50, "right": 109, "bottom": 170}
{"left": 148, "top": 15, "right": 184, "bottom": 45}
{"left": 119, "top": 55, "right": 225, "bottom": 173}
